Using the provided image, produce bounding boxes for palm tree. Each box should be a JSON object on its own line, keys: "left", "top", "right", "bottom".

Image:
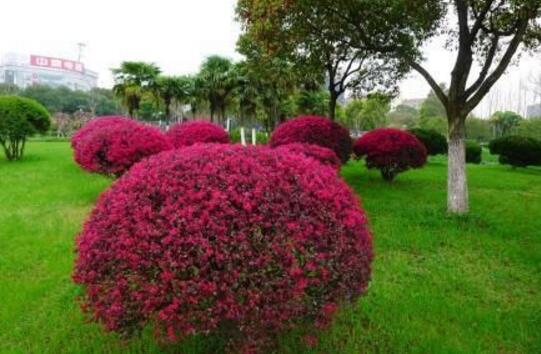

{"left": 112, "top": 62, "right": 161, "bottom": 118}
{"left": 234, "top": 62, "right": 259, "bottom": 127}
{"left": 155, "top": 76, "right": 191, "bottom": 120}
{"left": 197, "top": 56, "right": 238, "bottom": 123}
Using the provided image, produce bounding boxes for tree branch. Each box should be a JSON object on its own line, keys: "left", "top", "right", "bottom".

{"left": 464, "top": 35, "right": 499, "bottom": 98}
{"left": 465, "top": 20, "right": 528, "bottom": 113}
{"left": 470, "top": 0, "right": 494, "bottom": 41}
{"left": 411, "top": 62, "right": 448, "bottom": 107}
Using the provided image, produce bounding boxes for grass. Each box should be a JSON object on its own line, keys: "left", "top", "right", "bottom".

{"left": 1, "top": 142, "right": 540, "bottom": 353}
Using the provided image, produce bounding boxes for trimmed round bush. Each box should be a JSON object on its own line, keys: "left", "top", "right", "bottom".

{"left": 489, "top": 135, "right": 541, "bottom": 167}
{"left": 465, "top": 140, "right": 482, "bottom": 164}
{"left": 274, "top": 143, "right": 341, "bottom": 170}
{"left": 408, "top": 128, "right": 448, "bottom": 155}
{"left": 270, "top": 116, "right": 352, "bottom": 164}
{"left": 72, "top": 116, "right": 172, "bottom": 176}
{"left": 167, "top": 120, "right": 230, "bottom": 148}
{"left": 0, "top": 96, "right": 50, "bottom": 160}
{"left": 73, "top": 144, "right": 373, "bottom": 352}
{"left": 353, "top": 128, "right": 427, "bottom": 181}
{"left": 71, "top": 116, "right": 128, "bottom": 150}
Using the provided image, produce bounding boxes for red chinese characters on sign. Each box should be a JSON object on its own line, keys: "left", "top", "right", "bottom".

{"left": 30, "top": 55, "right": 85, "bottom": 73}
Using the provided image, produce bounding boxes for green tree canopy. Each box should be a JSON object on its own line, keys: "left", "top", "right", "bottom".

{"left": 0, "top": 96, "right": 50, "bottom": 160}
{"left": 236, "top": 0, "right": 435, "bottom": 120}
{"left": 196, "top": 56, "right": 238, "bottom": 123}
{"left": 112, "top": 61, "right": 161, "bottom": 117}
{"left": 491, "top": 111, "right": 523, "bottom": 138}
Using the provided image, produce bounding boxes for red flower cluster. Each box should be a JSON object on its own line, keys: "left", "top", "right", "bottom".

{"left": 73, "top": 144, "right": 373, "bottom": 352}
{"left": 72, "top": 116, "right": 172, "bottom": 176}
{"left": 167, "top": 120, "right": 230, "bottom": 148}
{"left": 274, "top": 143, "right": 341, "bottom": 170}
{"left": 269, "top": 116, "right": 352, "bottom": 163}
{"left": 353, "top": 128, "right": 427, "bottom": 181}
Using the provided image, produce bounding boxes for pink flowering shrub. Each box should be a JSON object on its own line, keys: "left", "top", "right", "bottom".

{"left": 167, "top": 120, "right": 230, "bottom": 148}
{"left": 353, "top": 128, "right": 427, "bottom": 181}
{"left": 73, "top": 144, "right": 373, "bottom": 352}
{"left": 274, "top": 143, "right": 341, "bottom": 170}
{"left": 270, "top": 116, "right": 352, "bottom": 163}
{"left": 71, "top": 116, "right": 128, "bottom": 150}
{"left": 72, "top": 116, "right": 172, "bottom": 176}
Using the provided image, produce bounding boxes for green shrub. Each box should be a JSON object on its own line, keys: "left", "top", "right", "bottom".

{"left": 465, "top": 140, "right": 482, "bottom": 164}
{"left": 230, "top": 128, "right": 269, "bottom": 145}
{"left": 489, "top": 135, "right": 541, "bottom": 168}
{"left": 0, "top": 96, "right": 50, "bottom": 160}
{"left": 408, "top": 128, "right": 448, "bottom": 155}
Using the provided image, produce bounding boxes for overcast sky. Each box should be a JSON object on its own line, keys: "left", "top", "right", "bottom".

{"left": 0, "top": 0, "right": 539, "bottom": 117}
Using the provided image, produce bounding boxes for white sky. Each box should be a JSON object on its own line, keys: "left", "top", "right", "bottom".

{"left": 0, "top": 0, "right": 539, "bottom": 117}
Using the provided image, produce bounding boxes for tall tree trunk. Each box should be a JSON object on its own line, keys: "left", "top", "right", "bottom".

{"left": 210, "top": 106, "right": 215, "bottom": 123}
{"left": 165, "top": 98, "right": 171, "bottom": 120}
{"left": 328, "top": 92, "right": 337, "bottom": 120}
{"left": 447, "top": 117, "right": 468, "bottom": 214}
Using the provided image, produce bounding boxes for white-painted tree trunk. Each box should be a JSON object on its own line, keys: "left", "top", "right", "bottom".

{"left": 240, "top": 127, "right": 246, "bottom": 146}
{"left": 447, "top": 119, "right": 469, "bottom": 214}
{"left": 251, "top": 128, "right": 257, "bottom": 146}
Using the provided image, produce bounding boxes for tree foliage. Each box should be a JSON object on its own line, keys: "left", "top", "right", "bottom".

{"left": 196, "top": 56, "right": 238, "bottom": 123}
{"left": 490, "top": 111, "right": 523, "bottom": 138}
{"left": 0, "top": 96, "right": 50, "bottom": 160}
{"left": 112, "top": 62, "right": 161, "bottom": 117}
{"left": 236, "top": 0, "right": 434, "bottom": 119}
{"left": 342, "top": 95, "right": 390, "bottom": 131}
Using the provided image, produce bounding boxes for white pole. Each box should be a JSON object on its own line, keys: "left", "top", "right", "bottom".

{"left": 251, "top": 128, "right": 256, "bottom": 146}
{"left": 240, "top": 127, "right": 246, "bottom": 146}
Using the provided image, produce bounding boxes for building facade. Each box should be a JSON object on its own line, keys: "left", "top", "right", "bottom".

{"left": 0, "top": 53, "right": 98, "bottom": 91}
{"left": 526, "top": 103, "right": 541, "bottom": 118}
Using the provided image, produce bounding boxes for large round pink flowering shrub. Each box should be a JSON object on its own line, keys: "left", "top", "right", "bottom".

{"left": 72, "top": 116, "right": 172, "bottom": 176}
{"left": 274, "top": 143, "right": 341, "bottom": 170}
{"left": 270, "top": 116, "right": 352, "bottom": 163}
{"left": 354, "top": 128, "right": 427, "bottom": 181}
{"left": 73, "top": 144, "right": 373, "bottom": 352}
{"left": 167, "top": 120, "right": 230, "bottom": 148}
{"left": 71, "top": 116, "right": 128, "bottom": 150}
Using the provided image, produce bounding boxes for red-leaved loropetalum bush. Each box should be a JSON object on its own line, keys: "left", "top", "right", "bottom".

{"left": 72, "top": 116, "right": 172, "bottom": 176}
{"left": 73, "top": 144, "right": 373, "bottom": 353}
{"left": 269, "top": 116, "right": 352, "bottom": 164}
{"left": 353, "top": 128, "right": 427, "bottom": 181}
{"left": 167, "top": 120, "right": 230, "bottom": 148}
{"left": 71, "top": 116, "right": 129, "bottom": 150}
{"left": 274, "top": 143, "right": 341, "bottom": 170}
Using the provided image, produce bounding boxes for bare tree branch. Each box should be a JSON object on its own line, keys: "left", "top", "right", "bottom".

{"left": 465, "top": 20, "right": 529, "bottom": 113}
{"left": 464, "top": 35, "right": 500, "bottom": 98}
{"left": 411, "top": 62, "right": 448, "bottom": 107}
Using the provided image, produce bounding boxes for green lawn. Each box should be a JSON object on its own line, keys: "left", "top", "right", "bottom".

{"left": 1, "top": 142, "right": 540, "bottom": 353}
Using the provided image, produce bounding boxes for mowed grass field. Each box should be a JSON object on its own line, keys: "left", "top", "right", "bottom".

{"left": 1, "top": 142, "right": 540, "bottom": 354}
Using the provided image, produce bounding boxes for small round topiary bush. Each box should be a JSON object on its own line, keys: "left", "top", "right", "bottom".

{"left": 408, "top": 128, "right": 448, "bottom": 156}
{"left": 72, "top": 116, "right": 172, "bottom": 176}
{"left": 489, "top": 135, "right": 541, "bottom": 167}
{"left": 0, "top": 96, "right": 50, "bottom": 160}
{"left": 353, "top": 128, "right": 427, "bottom": 181}
{"left": 274, "top": 143, "right": 341, "bottom": 170}
{"left": 73, "top": 144, "right": 373, "bottom": 352}
{"left": 167, "top": 120, "right": 230, "bottom": 148}
{"left": 270, "top": 116, "right": 352, "bottom": 164}
{"left": 465, "top": 140, "right": 482, "bottom": 164}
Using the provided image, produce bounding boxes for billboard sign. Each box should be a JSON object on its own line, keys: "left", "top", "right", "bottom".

{"left": 30, "top": 55, "right": 85, "bottom": 73}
